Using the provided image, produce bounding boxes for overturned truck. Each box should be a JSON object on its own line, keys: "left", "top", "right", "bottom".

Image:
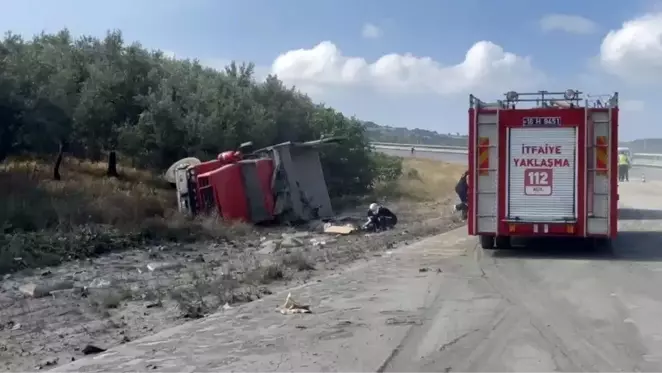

{"left": 168, "top": 138, "right": 342, "bottom": 224}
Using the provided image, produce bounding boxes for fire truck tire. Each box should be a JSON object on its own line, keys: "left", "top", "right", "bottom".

{"left": 479, "top": 235, "right": 495, "bottom": 250}
{"left": 591, "top": 237, "right": 613, "bottom": 252}
{"left": 495, "top": 236, "right": 512, "bottom": 250}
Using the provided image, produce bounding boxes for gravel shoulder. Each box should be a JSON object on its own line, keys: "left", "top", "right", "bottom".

{"left": 0, "top": 199, "right": 463, "bottom": 372}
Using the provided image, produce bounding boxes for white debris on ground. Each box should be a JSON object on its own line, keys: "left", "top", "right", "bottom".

{"left": 277, "top": 292, "right": 311, "bottom": 315}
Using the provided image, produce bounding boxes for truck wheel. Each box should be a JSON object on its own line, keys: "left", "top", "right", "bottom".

{"left": 496, "top": 236, "right": 512, "bottom": 249}
{"left": 479, "top": 235, "right": 495, "bottom": 250}
{"left": 591, "top": 237, "right": 613, "bottom": 253}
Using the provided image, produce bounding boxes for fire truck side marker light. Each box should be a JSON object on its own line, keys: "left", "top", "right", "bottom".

{"left": 596, "top": 136, "right": 608, "bottom": 175}
{"left": 533, "top": 224, "right": 539, "bottom": 233}
{"left": 567, "top": 225, "right": 575, "bottom": 234}
{"left": 478, "top": 137, "right": 490, "bottom": 176}
{"left": 509, "top": 224, "right": 516, "bottom": 233}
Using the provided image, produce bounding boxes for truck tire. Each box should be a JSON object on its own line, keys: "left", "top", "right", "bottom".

{"left": 479, "top": 235, "right": 495, "bottom": 250}
{"left": 591, "top": 237, "right": 613, "bottom": 253}
{"left": 496, "top": 236, "right": 512, "bottom": 249}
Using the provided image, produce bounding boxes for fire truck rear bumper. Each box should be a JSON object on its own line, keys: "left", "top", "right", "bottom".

{"left": 494, "top": 220, "right": 609, "bottom": 237}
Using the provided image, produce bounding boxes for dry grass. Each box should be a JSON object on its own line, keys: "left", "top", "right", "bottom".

{"left": 0, "top": 158, "right": 172, "bottom": 231}
{"left": 0, "top": 154, "right": 462, "bottom": 275}
{"left": 0, "top": 157, "right": 253, "bottom": 274}
{"left": 374, "top": 157, "right": 466, "bottom": 202}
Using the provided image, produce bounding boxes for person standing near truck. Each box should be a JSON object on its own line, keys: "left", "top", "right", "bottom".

{"left": 454, "top": 170, "right": 469, "bottom": 219}
{"left": 618, "top": 151, "right": 630, "bottom": 182}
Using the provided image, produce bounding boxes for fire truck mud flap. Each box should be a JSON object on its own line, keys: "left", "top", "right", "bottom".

{"left": 480, "top": 235, "right": 512, "bottom": 250}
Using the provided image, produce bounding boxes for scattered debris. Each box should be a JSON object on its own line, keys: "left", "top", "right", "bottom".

{"left": 36, "top": 358, "right": 58, "bottom": 370}
{"left": 259, "top": 240, "right": 281, "bottom": 255}
{"left": 277, "top": 292, "right": 311, "bottom": 315}
{"left": 310, "top": 237, "right": 337, "bottom": 247}
{"left": 82, "top": 344, "right": 106, "bottom": 355}
{"left": 282, "top": 232, "right": 311, "bottom": 239}
{"left": 385, "top": 316, "right": 423, "bottom": 326}
{"left": 281, "top": 236, "right": 304, "bottom": 248}
{"left": 88, "top": 278, "right": 112, "bottom": 289}
{"left": 323, "top": 223, "right": 356, "bottom": 235}
{"left": 146, "top": 262, "right": 184, "bottom": 272}
{"left": 19, "top": 281, "right": 74, "bottom": 298}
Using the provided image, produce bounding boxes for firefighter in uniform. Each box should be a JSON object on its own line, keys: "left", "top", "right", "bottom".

{"left": 618, "top": 151, "right": 630, "bottom": 182}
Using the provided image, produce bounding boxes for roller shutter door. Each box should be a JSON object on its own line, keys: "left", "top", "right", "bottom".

{"left": 508, "top": 127, "right": 577, "bottom": 221}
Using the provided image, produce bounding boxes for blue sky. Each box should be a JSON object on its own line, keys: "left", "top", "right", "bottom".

{"left": 2, "top": 0, "right": 662, "bottom": 140}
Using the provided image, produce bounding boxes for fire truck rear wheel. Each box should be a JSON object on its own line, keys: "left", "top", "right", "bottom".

{"left": 479, "top": 235, "right": 495, "bottom": 250}
{"left": 495, "top": 236, "right": 512, "bottom": 249}
{"left": 591, "top": 237, "right": 613, "bottom": 252}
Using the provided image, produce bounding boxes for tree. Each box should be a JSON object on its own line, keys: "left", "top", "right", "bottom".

{"left": 0, "top": 28, "right": 385, "bottom": 195}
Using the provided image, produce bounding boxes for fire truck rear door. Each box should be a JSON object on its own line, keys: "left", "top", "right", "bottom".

{"left": 507, "top": 127, "right": 577, "bottom": 222}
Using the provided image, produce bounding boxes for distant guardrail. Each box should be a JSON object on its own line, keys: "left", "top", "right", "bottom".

{"left": 371, "top": 142, "right": 468, "bottom": 150}
{"left": 371, "top": 143, "right": 662, "bottom": 169}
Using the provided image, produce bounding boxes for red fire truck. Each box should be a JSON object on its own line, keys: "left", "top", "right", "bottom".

{"left": 468, "top": 90, "right": 619, "bottom": 250}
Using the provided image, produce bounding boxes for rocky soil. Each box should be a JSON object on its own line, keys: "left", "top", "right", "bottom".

{"left": 0, "top": 200, "right": 463, "bottom": 371}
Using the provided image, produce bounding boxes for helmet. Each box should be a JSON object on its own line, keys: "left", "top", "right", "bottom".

{"left": 369, "top": 203, "right": 380, "bottom": 212}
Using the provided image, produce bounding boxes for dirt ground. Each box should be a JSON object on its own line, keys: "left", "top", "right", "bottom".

{"left": 0, "top": 199, "right": 464, "bottom": 371}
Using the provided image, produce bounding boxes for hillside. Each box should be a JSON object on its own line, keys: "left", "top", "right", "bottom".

{"left": 363, "top": 121, "right": 468, "bottom": 147}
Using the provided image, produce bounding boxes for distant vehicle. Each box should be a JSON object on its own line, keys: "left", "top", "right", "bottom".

{"left": 467, "top": 89, "right": 619, "bottom": 250}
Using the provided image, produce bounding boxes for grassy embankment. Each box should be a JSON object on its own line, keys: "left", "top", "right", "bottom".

{"left": 0, "top": 155, "right": 464, "bottom": 274}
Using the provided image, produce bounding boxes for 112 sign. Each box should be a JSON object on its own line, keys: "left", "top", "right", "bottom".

{"left": 524, "top": 169, "right": 553, "bottom": 196}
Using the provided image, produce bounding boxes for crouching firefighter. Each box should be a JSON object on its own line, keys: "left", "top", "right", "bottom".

{"left": 363, "top": 203, "right": 398, "bottom": 232}
{"left": 454, "top": 170, "right": 469, "bottom": 220}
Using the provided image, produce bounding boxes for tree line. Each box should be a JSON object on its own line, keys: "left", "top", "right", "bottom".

{"left": 0, "top": 29, "right": 394, "bottom": 197}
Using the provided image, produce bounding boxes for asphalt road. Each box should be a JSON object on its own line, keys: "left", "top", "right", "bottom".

{"left": 55, "top": 180, "right": 662, "bottom": 372}
{"left": 380, "top": 148, "right": 662, "bottom": 182}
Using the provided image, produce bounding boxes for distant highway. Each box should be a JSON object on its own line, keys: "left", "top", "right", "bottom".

{"left": 376, "top": 147, "right": 662, "bottom": 182}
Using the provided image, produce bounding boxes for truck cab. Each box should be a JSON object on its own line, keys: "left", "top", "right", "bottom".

{"left": 468, "top": 90, "right": 619, "bottom": 250}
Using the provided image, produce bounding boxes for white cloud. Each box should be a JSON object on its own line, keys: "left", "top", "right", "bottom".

{"left": 361, "top": 23, "right": 382, "bottom": 39}
{"left": 539, "top": 14, "right": 598, "bottom": 35}
{"left": 600, "top": 12, "right": 662, "bottom": 83}
{"left": 270, "top": 40, "right": 544, "bottom": 96}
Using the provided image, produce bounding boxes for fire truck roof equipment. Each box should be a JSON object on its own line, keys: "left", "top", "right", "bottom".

{"left": 470, "top": 90, "right": 619, "bottom": 110}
